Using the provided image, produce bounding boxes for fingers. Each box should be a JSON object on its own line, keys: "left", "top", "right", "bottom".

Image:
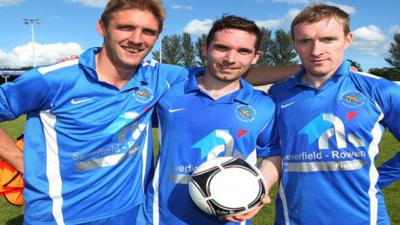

{"left": 219, "top": 196, "right": 270, "bottom": 222}
{"left": 221, "top": 216, "right": 244, "bottom": 222}
{"left": 261, "top": 195, "right": 271, "bottom": 205}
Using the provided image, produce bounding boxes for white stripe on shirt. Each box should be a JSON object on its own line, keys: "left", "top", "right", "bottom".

{"left": 41, "top": 110, "right": 65, "bottom": 225}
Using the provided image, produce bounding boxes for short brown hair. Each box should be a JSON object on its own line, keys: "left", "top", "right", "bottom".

{"left": 100, "top": 0, "right": 166, "bottom": 32}
{"left": 206, "top": 15, "right": 261, "bottom": 52}
{"left": 291, "top": 3, "right": 350, "bottom": 40}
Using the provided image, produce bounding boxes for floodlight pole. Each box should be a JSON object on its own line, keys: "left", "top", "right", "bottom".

{"left": 159, "top": 27, "right": 166, "bottom": 63}
{"left": 159, "top": 34, "right": 163, "bottom": 63}
{"left": 23, "top": 18, "right": 40, "bottom": 67}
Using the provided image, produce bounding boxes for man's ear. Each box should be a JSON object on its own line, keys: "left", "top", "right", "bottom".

{"left": 251, "top": 50, "right": 262, "bottom": 65}
{"left": 96, "top": 20, "right": 106, "bottom": 37}
{"left": 344, "top": 32, "right": 353, "bottom": 50}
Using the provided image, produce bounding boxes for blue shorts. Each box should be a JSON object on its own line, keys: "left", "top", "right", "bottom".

{"left": 24, "top": 204, "right": 143, "bottom": 225}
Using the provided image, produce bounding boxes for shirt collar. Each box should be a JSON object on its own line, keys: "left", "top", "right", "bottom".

{"left": 292, "top": 59, "right": 351, "bottom": 89}
{"left": 184, "top": 69, "right": 253, "bottom": 104}
{"left": 78, "top": 47, "right": 147, "bottom": 91}
{"left": 184, "top": 67, "right": 204, "bottom": 93}
{"left": 79, "top": 47, "right": 100, "bottom": 80}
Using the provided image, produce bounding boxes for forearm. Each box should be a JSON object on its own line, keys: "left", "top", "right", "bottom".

{"left": 377, "top": 152, "right": 400, "bottom": 188}
{"left": 0, "top": 127, "right": 24, "bottom": 173}
{"left": 244, "top": 64, "right": 301, "bottom": 86}
{"left": 259, "top": 155, "right": 282, "bottom": 193}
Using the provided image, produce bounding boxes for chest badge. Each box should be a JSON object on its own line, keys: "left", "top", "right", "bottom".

{"left": 236, "top": 105, "right": 256, "bottom": 122}
{"left": 340, "top": 91, "right": 366, "bottom": 108}
{"left": 133, "top": 86, "right": 154, "bottom": 103}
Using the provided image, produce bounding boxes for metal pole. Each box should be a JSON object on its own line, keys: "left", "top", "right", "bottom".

{"left": 23, "top": 18, "right": 40, "bottom": 67}
{"left": 30, "top": 23, "right": 36, "bottom": 67}
{"left": 159, "top": 36, "right": 162, "bottom": 63}
{"left": 159, "top": 27, "right": 166, "bottom": 63}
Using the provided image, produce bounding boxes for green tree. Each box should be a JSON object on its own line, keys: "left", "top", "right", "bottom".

{"left": 151, "top": 36, "right": 164, "bottom": 62}
{"left": 257, "top": 28, "right": 273, "bottom": 66}
{"left": 368, "top": 67, "right": 400, "bottom": 81}
{"left": 195, "top": 34, "right": 207, "bottom": 67}
{"left": 152, "top": 49, "right": 161, "bottom": 62}
{"left": 385, "top": 33, "right": 400, "bottom": 73}
{"left": 160, "top": 34, "right": 182, "bottom": 65}
{"left": 269, "top": 29, "right": 298, "bottom": 65}
{"left": 181, "top": 33, "right": 196, "bottom": 67}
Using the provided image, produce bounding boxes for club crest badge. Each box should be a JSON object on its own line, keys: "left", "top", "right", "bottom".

{"left": 340, "top": 91, "right": 366, "bottom": 108}
{"left": 133, "top": 86, "right": 154, "bottom": 103}
{"left": 236, "top": 105, "right": 256, "bottom": 122}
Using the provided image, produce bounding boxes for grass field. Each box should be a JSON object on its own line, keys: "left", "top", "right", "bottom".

{"left": 1, "top": 117, "right": 399, "bottom": 224}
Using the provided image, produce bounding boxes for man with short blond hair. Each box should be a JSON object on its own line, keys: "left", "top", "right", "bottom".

{"left": 269, "top": 3, "right": 400, "bottom": 225}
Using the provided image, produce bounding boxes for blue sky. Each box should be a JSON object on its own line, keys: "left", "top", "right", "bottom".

{"left": 0, "top": 0, "right": 399, "bottom": 71}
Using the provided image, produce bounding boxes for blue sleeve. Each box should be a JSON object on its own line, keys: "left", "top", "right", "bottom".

{"left": 0, "top": 69, "right": 53, "bottom": 121}
{"left": 158, "top": 65, "right": 206, "bottom": 89}
{"left": 376, "top": 81, "right": 400, "bottom": 188}
{"left": 256, "top": 94, "right": 281, "bottom": 158}
{"left": 267, "top": 84, "right": 278, "bottom": 101}
{"left": 158, "top": 63, "right": 190, "bottom": 86}
{"left": 377, "top": 81, "right": 400, "bottom": 138}
{"left": 378, "top": 152, "right": 400, "bottom": 188}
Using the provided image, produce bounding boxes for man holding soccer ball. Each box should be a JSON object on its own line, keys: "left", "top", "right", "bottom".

{"left": 268, "top": 3, "right": 400, "bottom": 225}
{"left": 145, "top": 15, "right": 282, "bottom": 225}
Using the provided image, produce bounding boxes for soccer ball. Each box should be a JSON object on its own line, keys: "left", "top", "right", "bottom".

{"left": 188, "top": 157, "right": 266, "bottom": 217}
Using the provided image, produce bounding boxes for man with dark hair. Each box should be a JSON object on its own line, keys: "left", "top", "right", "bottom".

{"left": 0, "top": 1, "right": 296, "bottom": 224}
{"left": 269, "top": 3, "right": 400, "bottom": 225}
{"left": 146, "top": 15, "right": 281, "bottom": 225}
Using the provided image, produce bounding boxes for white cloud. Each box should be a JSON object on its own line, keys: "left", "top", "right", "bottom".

{"left": 272, "top": 0, "right": 356, "bottom": 14}
{"left": 389, "top": 25, "right": 400, "bottom": 34}
{"left": 182, "top": 9, "right": 301, "bottom": 35}
{"left": 0, "top": 42, "right": 84, "bottom": 68}
{"left": 255, "top": 9, "right": 300, "bottom": 29}
{"left": 167, "top": 0, "right": 192, "bottom": 10}
{"left": 171, "top": 4, "right": 192, "bottom": 10}
{"left": 0, "top": 0, "right": 24, "bottom": 7}
{"left": 351, "top": 25, "right": 388, "bottom": 56}
{"left": 325, "top": 1, "right": 356, "bottom": 14}
{"left": 256, "top": 19, "right": 282, "bottom": 29}
{"left": 182, "top": 19, "right": 214, "bottom": 35}
{"left": 66, "top": 0, "right": 107, "bottom": 8}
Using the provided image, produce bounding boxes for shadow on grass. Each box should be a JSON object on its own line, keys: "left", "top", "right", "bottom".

{"left": 6, "top": 215, "right": 23, "bottom": 225}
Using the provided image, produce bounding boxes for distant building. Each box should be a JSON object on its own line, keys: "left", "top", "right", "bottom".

{"left": 0, "top": 55, "right": 78, "bottom": 84}
{"left": 0, "top": 70, "right": 26, "bottom": 84}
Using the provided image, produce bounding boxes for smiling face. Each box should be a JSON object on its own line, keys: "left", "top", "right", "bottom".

{"left": 293, "top": 17, "right": 352, "bottom": 79}
{"left": 203, "top": 28, "right": 260, "bottom": 84}
{"left": 97, "top": 8, "right": 160, "bottom": 72}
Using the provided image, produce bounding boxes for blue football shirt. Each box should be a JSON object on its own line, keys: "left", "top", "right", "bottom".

{"left": 0, "top": 47, "right": 188, "bottom": 225}
{"left": 146, "top": 71, "right": 280, "bottom": 225}
{"left": 269, "top": 60, "right": 400, "bottom": 225}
